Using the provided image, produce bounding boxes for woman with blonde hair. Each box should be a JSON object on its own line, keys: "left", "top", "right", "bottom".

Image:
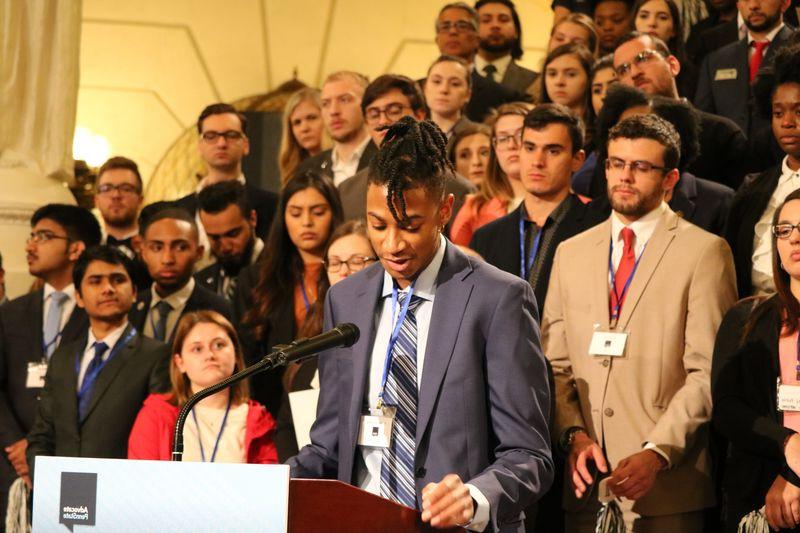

{"left": 278, "top": 87, "right": 329, "bottom": 184}
{"left": 128, "top": 310, "right": 278, "bottom": 463}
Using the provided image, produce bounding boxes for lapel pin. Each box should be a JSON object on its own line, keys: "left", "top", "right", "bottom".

{"left": 137, "top": 301, "right": 145, "bottom": 311}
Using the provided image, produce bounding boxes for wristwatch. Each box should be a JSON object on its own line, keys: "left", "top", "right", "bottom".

{"left": 559, "top": 426, "right": 586, "bottom": 454}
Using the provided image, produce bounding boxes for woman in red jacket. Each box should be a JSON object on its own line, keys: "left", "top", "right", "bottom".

{"left": 128, "top": 310, "right": 278, "bottom": 463}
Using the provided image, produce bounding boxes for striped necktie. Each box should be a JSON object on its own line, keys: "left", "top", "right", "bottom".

{"left": 380, "top": 293, "right": 423, "bottom": 508}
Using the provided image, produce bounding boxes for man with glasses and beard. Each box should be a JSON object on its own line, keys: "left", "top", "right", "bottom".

{"left": 196, "top": 181, "right": 264, "bottom": 303}
{"left": 474, "top": 0, "right": 539, "bottom": 96}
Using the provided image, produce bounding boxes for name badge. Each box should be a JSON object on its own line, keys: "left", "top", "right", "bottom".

{"left": 26, "top": 362, "right": 47, "bottom": 388}
{"left": 589, "top": 330, "right": 628, "bottom": 357}
{"left": 357, "top": 407, "right": 395, "bottom": 448}
{"left": 777, "top": 382, "right": 800, "bottom": 412}
{"left": 714, "top": 68, "right": 738, "bottom": 81}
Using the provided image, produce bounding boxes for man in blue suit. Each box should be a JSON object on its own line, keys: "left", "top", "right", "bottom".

{"left": 288, "top": 116, "right": 553, "bottom": 532}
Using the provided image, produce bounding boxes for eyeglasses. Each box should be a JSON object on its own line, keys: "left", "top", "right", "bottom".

{"left": 365, "top": 103, "right": 410, "bottom": 124}
{"left": 773, "top": 223, "right": 800, "bottom": 240}
{"left": 27, "top": 231, "right": 69, "bottom": 245}
{"left": 97, "top": 183, "right": 141, "bottom": 196}
{"left": 200, "top": 130, "right": 245, "bottom": 142}
{"left": 324, "top": 255, "right": 378, "bottom": 273}
{"left": 493, "top": 129, "right": 523, "bottom": 148}
{"left": 437, "top": 20, "right": 476, "bottom": 33}
{"left": 614, "top": 49, "right": 662, "bottom": 77}
{"left": 605, "top": 157, "right": 668, "bottom": 175}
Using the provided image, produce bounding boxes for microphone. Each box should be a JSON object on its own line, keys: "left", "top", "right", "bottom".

{"left": 171, "top": 323, "right": 359, "bottom": 461}
{"left": 272, "top": 323, "right": 360, "bottom": 365}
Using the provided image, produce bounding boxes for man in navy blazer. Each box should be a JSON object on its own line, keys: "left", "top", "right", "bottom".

{"left": 288, "top": 117, "right": 553, "bottom": 532}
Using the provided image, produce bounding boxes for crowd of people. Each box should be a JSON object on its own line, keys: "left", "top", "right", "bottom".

{"left": 1, "top": 0, "right": 800, "bottom": 530}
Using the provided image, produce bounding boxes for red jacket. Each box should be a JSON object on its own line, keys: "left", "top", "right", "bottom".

{"left": 128, "top": 393, "right": 278, "bottom": 464}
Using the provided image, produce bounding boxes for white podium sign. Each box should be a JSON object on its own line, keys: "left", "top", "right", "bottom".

{"left": 32, "top": 456, "right": 289, "bottom": 532}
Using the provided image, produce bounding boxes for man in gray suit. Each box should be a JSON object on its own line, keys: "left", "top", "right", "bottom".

{"left": 289, "top": 117, "right": 553, "bottom": 532}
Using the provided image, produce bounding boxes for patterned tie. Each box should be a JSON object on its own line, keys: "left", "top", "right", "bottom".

{"left": 78, "top": 341, "right": 108, "bottom": 420}
{"left": 224, "top": 275, "right": 238, "bottom": 302}
{"left": 483, "top": 64, "right": 497, "bottom": 83}
{"left": 43, "top": 291, "right": 68, "bottom": 359}
{"left": 380, "top": 293, "right": 423, "bottom": 508}
{"left": 749, "top": 41, "right": 769, "bottom": 82}
{"left": 152, "top": 300, "right": 172, "bottom": 341}
{"left": 610, "top": 227, "right": 636, "bottom": 320}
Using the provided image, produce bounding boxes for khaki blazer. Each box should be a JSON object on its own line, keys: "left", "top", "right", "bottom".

{"left": 542, "top": 207, "right": 737, "bottom": 516}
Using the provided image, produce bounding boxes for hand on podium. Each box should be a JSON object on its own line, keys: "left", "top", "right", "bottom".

{"left": 420, "top": 474, "right": 473, "bottom": 528}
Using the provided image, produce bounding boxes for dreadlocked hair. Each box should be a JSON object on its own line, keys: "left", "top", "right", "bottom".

{"left": 368, "top": 116, "right": 453, "bottom": 224}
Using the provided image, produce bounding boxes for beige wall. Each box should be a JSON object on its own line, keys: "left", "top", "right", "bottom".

{"left": 77, "top": 0, "right": 553, "bottom": 191}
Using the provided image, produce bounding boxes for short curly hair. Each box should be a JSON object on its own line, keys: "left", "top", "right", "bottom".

{"left": 608, "top": 113, "right": 681, "bottom": 170}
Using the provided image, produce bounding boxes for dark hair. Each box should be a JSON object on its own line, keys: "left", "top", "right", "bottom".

{"left": 630, "top": 0, "right": 686, "bottom": 63}
{"left": 475, "top": 0, "right": 525, "bottom": 59}
{"left": 595, "top": 0, "right": 633, "bottom": 11}
{"left": 368, "top": 116, "right": 452, "bottom": 224}
{"left": 362, "top": 75, "right": 426, "bottom": 115}
{"left": 196, "top": 103, "right": 248, "bottom": 135}
{"left": 591, "top": 53, "right": 616, "bottom": 80}
{"left": 608, "top": 113, "right": 680, "bottom": 169}
{"left": 72, "top": 245, "right": 135, "bottom": 295}
{"left": 650, "top": 96, "right": 700, "bottom": 171}
{"left": 615, "top": 30, "right": 671, "bottom": 58}
{"left": 197, "top": 180, "right": 252, "bottom": 218}
{"left": 595, "top": 83, "right": 651, "bottom": 163}
{"left": 446, "top": 121, "right": 493, "bottom": 166}
{"left": 754, "top": 43, "right": 800, "bottom": 119}
{"left": 31, "top": 204, "right": 102, "bottom": 248}
{"left": 426, "top": 55, "right": 473, "bottom": 90}
{"left": 437, "top": 2, "right": 479, "bottom": 31}
{"left": 524, "top": 103, "right": 586, "bottom": 153}
{"left": 538, "top": 43, "right": 596, "bottom": 134}
{"left": 139, "top": 206, "right": 198, "bottom": 239}
{"left": 244, "top": 171, "right": 343, "bottom": 341}
{"left": 97, "top": 156, "right": 143, "bottom": 191}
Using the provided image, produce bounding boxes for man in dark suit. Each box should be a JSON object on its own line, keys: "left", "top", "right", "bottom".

{"left": 296, "top": 71, "right": 378, "bottom": 186}
{"left": 0, "top": 204, "right": 100, "bottom": 505}
{"left": 613, "top": 32, "right": 750, "bottom": 188}
{"left": 471, "top": 104, "right": 605, "bottom": 311}
{"left": 474, "top": 0, "right": 539, "bottom": 96}
{"left": 338, "top": 74, "right": 476, "bottom": 228}
{"left": 289, "top": 116, "right": 553, "bottom": 532}
{"left": 175, "top": 103, "right": 278, "bottom": 242}
{"left": 26, "top": 246, "right": 170, "bottom": 477}
{"left": 196, "top": 181, "right": 264, "bottom": 302}
{"left": 695, "top": 0, "right": 795, "bottom": 138}
{"left": 131, "top": 208, "right": 230, "bottom": 344}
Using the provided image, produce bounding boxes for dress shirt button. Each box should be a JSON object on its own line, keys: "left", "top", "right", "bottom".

{"left": 604, "top": 408, "right": 614, "bottom": 417}
{"left": 415, "top": 467, "right": 426, "bottom": 478}
{"left": 601, "top": 359, "right": 610, "bottom": 367}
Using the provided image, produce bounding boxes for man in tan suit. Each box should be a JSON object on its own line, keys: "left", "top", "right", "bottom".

{"left": 542, "top": 114, "right": 737, "bottom": 532}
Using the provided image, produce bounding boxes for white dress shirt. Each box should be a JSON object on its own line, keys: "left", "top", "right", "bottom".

{"left": 43, "top": 283, "right": 77, "bottom": 342}
{"left": 747, "top": 22, "right": 785, "bottom": 60}
{"left": 331, "top": 136, "right": 371, "bottom": 187}
{"left": 77, "top": 321, "right": 129, "bottom": 389}
{"left": 474, "top": 54, "right": 513, "bottom": 83}
{"left": 355, "top": 235, "right": 490, "bottom": 531}
{"left": 752, "top": 157, "right": 800, "bottom": 295}
{"left": 143, "top": 278, "right": 195, "bottom": 341}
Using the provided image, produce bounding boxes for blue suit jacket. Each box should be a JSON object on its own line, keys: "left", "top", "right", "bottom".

{"left": 288, "top": 241, "right": 553, "bottom": 532}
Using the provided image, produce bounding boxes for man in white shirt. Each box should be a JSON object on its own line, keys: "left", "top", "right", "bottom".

{"left": 0, "top": 204, "right": 101, "bottom": 503}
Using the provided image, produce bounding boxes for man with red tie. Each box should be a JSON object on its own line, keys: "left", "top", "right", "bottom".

{"left": 542, "top": 114, "right": 737, "bottom": 532}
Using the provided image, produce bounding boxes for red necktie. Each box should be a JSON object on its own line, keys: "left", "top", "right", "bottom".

{"left": 750, "top": 41, "right": 769, "bottom": 82}
{"left": 610, "top": 227, "right": 636, "bottom": 320}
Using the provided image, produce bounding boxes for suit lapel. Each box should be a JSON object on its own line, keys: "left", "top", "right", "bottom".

{"left": 129, "top": 292, "right": 151, "bottom": 333}
{"left": 591, "top": 220, "right": 612, "bottom": 327}
{"left": 80, "top": 324, "right": 138, "bottom": 423}
{"left": 62, "top": 307, "right": 88, "bottom": 344}
{"left": 28, "top": 290, "right": 45, "bottom": 361}
{"left": 618, "top": 210, "right": 678, "bottom": 330}
{"left": 62, "top": 336, "right": 85, "bottom": 426}
{"left": 416, "top": 244, "right": 474, "bottom": 445}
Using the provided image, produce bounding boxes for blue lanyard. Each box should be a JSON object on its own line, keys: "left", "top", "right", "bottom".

{"left": 608, "top": 240, "right": 646, "bottom": 321}
{"left": 299, "top": 276, "right": 312, "bottom": 314}
{"left": 74, "top": 326, "right": 138, "bottom": 376}
{"left": 519, "top": 212, "right": 543, "bottom": 280}
{"left": 377, "top": 282, "right": 416, "bottom": 409}
{"left": 191, "top": 397, "right": 232, "bottom": 463}
{"left": 42, "top": 329, "right": 64, "bottom": 360}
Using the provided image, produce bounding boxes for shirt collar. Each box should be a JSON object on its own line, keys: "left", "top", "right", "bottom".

{"left": 250, "top": 237, "right": 265, "bottom": 265}
{"left": 474, "top": 54, "right": 512, "bottom": 78}
{"left": 380, "top": 234, "right": 447, "bottom": 302}
{"left": 102, "top": 229, "right": 139, "bottom": 243}
{"left": 521, "top": 195, "right": 572, "bottom": 226}
{"left": 150, "top": 277, "right": 195, "bottom": 311}
{"left": 331, "top": 136, "right": 371, "bottom": 168}
{"left": 44, "top": 283, "right": 75, "bottom": 302}
{"left": 748, "top": 22, "right": 784, "bottom": 44}
{"left": 780, "top": 156, "right": 800, "bottom": 183}
{"left": 86, "top": 320, "right": 129, "bottom": 353}
{"left": 611, "top": 201, "right": 666, "bottom": 242}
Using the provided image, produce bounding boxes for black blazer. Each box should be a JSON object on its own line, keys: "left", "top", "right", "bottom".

{"left": 687, "top": 18, "right": 738, "bottom": 66}
{"left": 128, "top": 283, "right": 232, "bottom": 344}
{"left": 670, "top": 172, "right": 735, "bottom": 236}
{"left": 26, "top": 325, "right": 170, "bottom": 475}
{"left": 724, "top": 164, "right": 782, "bottom": 298}
{"left": 174, "top": 182, "right": 278, "bottom": 241}
{"left": 194, "top": 262, "right": 225, "bottom": 295}
{"left": 692, "top": 109, "right": 749, "bottom": 190}
{"left": 712, "top": 298, "right": 800, "bottom": 531}
{"left": 295, "top": 141, "right": 378, "bottom": 182}
{"left": 0, "top": 290, "right": 88, "bottom": 447}
{"left": 469, "top": 195, "right": 605, "bottom": 311}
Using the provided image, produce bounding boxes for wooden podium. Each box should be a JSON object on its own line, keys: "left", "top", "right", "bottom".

{"left": 289, "top": 479, "right": 465, "bottom": 533}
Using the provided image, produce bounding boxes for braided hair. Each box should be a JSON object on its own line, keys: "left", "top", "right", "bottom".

{"left": 368, "top": 116, "right": 452, "bottom": 225}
